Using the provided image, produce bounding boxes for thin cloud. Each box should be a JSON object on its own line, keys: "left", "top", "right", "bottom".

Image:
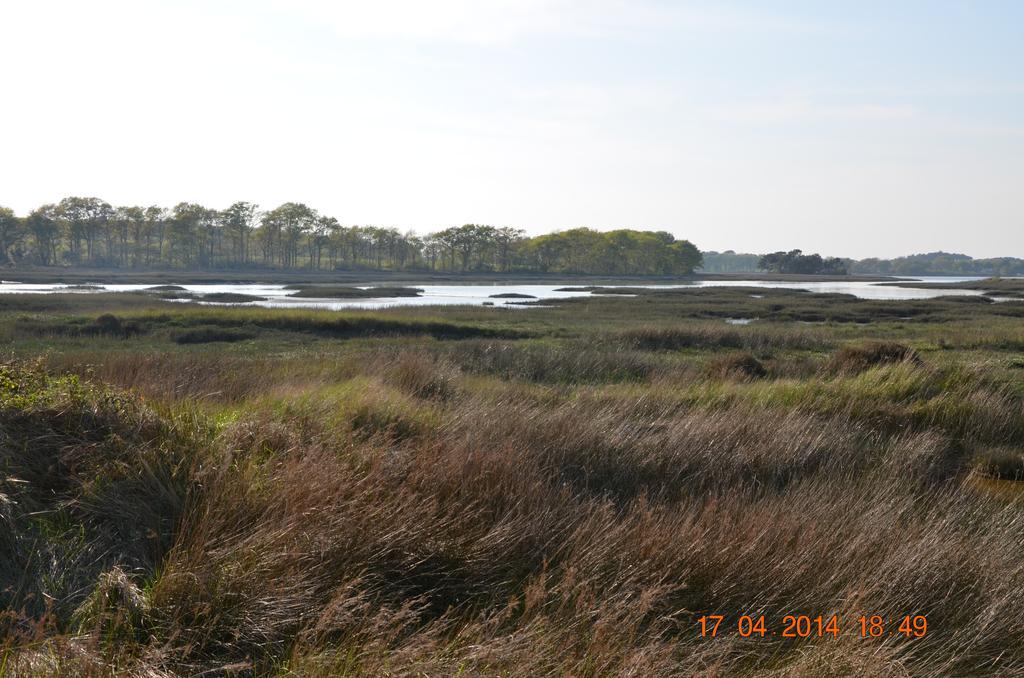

{"left": 275, "top": 0, "right": 842, "bottom": 46}
{"left": 715, "top": 100, "right": 919, "bottom": 124}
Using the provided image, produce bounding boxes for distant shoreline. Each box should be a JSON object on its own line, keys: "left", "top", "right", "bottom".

{"left": 0, "top": 266, "right": 899, "bottom": 285}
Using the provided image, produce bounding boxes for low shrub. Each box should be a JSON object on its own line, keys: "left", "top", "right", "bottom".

{"left": 94, "top": 313, "right": 126, "bottom": 334}
{"left": 705, "top": 352, "right": 768, "bottom": 381}
{"left": 826, "top": 341, "right": 920, "bottom": 374}
{"left": 974, "top": 447, "right": 1024, "bottom": 480}
{"left": 383, "top": 352, "right": 459, "bottom": 400}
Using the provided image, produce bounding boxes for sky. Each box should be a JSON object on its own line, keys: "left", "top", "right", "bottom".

{"left": 2, "top": 0, "right": 1023, "bottom": 259}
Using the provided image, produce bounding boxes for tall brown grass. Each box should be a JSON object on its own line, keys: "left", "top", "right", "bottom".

{"left": 3, "top": 350, "right": 1024, "bottom": 676}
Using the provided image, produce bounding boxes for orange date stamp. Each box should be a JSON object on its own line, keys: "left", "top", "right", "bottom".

{"left": 697, "top": 614, "right": 927, "bottom": 639}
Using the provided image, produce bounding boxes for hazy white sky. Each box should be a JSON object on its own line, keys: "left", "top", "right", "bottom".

{"left": 2, "top": 0, "right": 1022, "bottom": 258}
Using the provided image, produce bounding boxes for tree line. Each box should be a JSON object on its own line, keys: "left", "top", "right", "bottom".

{"left": 697, "top": 249, "right": 852, "bottom": 275}
{"left": 848, "top": 252, "right": 1024, "bottom": 277}
{"left": 757, "top": 250, "right": 849, "bottom": 275}
{"left": 0, "top": 199, "right": 702, "bottom": 275}
{"left": 703, "top": 249, "right": 1024, "bottom": 276}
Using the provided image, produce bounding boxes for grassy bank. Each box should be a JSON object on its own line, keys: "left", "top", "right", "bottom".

{"left": 884, "top": 277, "right": 1024, "bottom": 298}
{"left": 1, "top": 287, "right": 1023, "bottom": 675}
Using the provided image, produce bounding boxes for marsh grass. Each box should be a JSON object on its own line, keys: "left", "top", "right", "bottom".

{"left": 2, "top": 288, "right": 1024, "bottom": 675}
{"left": 436, "top": 340, "right": 655, "bottom": 384}
{"left": 610, "top": 323, "right": 830, "bottom": 351}
{"left": 704, "top": 352, "right": 768, "bottom": 381}
{"left": 382, "top": 351, "right": 460, "bottom": 400}
{"left": 826, "top": 340, "right": 921, "bottom": 374}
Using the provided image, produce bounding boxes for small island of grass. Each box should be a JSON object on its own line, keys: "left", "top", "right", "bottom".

{"left": 200, "top": 292, "right": 263, "bottom": 303}
{"left": 286, "top": 286, "right": 424, "bottom": 298}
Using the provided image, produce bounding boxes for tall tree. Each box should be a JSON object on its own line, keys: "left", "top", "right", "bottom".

{"left": 25, "top": 205, "right": 59, "bottom": 265}
{"left": 143, "top": 206, "right": 167, "bottom": 265}
{"left": 0, "top": 206, "right": 24, "bottom": 264}
{"left": 169, "top": 203, "right": 217, "bottom": 267}
{"left": 261, "top": 203, "right": 317, "bottom": 268}
{"left": 494, "top": 226, "right": 525, "bottom": 272}
{"left": 221, "top": 201, "right": 259, "bottom": 265}
{"left": 55, "top": 197, "right": 113, "bottom": 264}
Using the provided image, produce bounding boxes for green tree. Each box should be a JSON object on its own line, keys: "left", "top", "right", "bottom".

{"left": 111, "top": 206, "right": 145, "bottom": 267}
{"left": 169, "top": 203, "right": 218, "bottom": 267}
{"left": 758, "top": 249, "right": 845, "bottom": 275}
{"left": 55, "top": 197, "right": 113, "bottom": 264}
{"left": 494, "top": 227, "right": 524, "bottom": 272}
{"left": 25, "top": 205, "right": 59, "bottom": 265}
{"left": 670, "top": 239, "right": 702, "bottom": 273}
{"left": 221, "top": 202, "right": 259, "bottom": 265}
{"left": 307, "top": 215, "right": 336, "bottom": 269}
{"left": 0, "top": 206, "right": 24, "bottom": 264}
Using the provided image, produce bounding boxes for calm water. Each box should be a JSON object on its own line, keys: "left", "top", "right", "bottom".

{"left": 0, "top": 276, "right": 996, "bottom": 310}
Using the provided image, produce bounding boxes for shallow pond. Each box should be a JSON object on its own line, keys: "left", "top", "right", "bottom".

{"left": 0, "top": 276, "right": 997, "bottom": 309}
